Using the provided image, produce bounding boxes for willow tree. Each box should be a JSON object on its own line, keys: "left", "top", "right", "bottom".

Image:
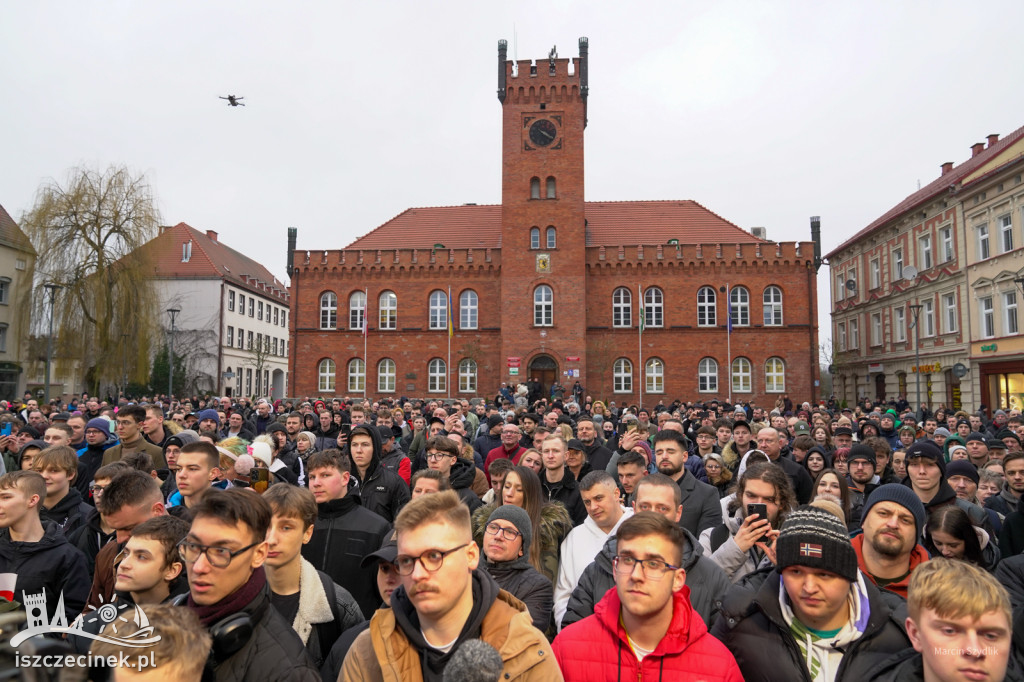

{"left": 21, "top": 165, "right": 161, "bottom": 395}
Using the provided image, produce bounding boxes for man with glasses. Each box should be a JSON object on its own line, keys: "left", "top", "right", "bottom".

{"left": 101, "top": 405, "right": 166, "bottom": 469}
{"left": 178, "top": 488, "right": 319, "bottom": 680}
{"left": 480, "top": 505, "right": 553, "bottom": 632}
{"left": 554, "top": 512, "right": 742, "bottom": 680}
{"left": 341, "top": 490, "right": 559, "bottom": 680}
{"left": 484, "top": 423, "right": 527, "bottom": 480}
{"left": 426, "top": 435, "right": 482, "bottom": 512}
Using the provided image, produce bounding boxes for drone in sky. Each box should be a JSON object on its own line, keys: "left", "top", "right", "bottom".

{"left": 219, "top": 95, "right": 245, "bottom": 107}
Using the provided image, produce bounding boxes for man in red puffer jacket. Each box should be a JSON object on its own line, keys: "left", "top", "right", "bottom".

{"left": 553, "top": 512, "right": 742, "bottom": 681}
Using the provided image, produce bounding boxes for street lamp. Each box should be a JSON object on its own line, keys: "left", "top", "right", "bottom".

{"left": 166, "top": 308, "right": 180, "bottom": 400}
{"left": 908, "top": 303, "right": 923, "bottom": 411}
{"left": 42, "top": 283, "right": 62, "bottom": 405}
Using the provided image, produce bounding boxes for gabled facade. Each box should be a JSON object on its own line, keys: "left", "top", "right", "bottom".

{"left": 0, "top": 203, "right": 36, "bottom": 401}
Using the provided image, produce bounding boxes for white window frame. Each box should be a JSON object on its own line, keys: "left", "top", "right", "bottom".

{"left": 922, "top": 300, "right": 935, "bottom": 337}
{"left": 943, "top": 293, "right": 957, "bottom": 334}
{"left": 228, "top": 290, "right": 235, "bottom": 311}
{"left": 697, "top": 286, "right": 716, "bottom": 326}
{"left": 238, "top": 294, "right": 245, "bottom": 315}
{"left": 428, "top": 358, "right": 446, "bottom": 393}
{"left": 530, "top": 227, "right": 540, "bottom": 249}
{"left": 320, "top": 292, "right": 337, "bottom": 330}
{"left": 347, "top": 358, "right": 365, "bottom": 393}
{"left": 458, "top": 358, "right": 477, "bottom": 393}
{"left": 978, "top": 224, "right": 990, "bottom": 260}
{"left": 0, "top": 324, "right": 7, "bottom": 353}
{"left": 644, "top": 288, "right": 664, "bottom": 328}
{"left": 731, "top": 357, "right": 752, "bottom": 393}
{"left": 919, "top": 233, "right": 933, "bottom": 270}
{"left": 980, "top": 296, "right": 995, "bottom": 338}
{"left": 870, "top": 258, "right": 881, "bottom": 289}
{"left": 613, "top": 358, "right": 633, "bottom": 393}
{"left": 428, "top": 290, "right": 448, "bottom": 330}
{"left": 939, "top": 225, "right": 954, "bottom": 263}
{"left": 894, "top": 307, "right": 906, "bottom": 343}
{"left": 838, "top": 322, "right": 847, "bottom": 351}
{"left": 763, "top": 286, "right": 783, "bottom": 326}
{"left": 534, "top": 285, "right": 553, "bottom": 327}
{"left": 530, "top": 177, "right": 540, "bottom": 199}
{"left": 871, "top": 312, "right": 882, "bottom": 346}
{"left": 765, "top": 357, "right": 785, "bottom": 393}
{"left": 348, "top": 291, "right": 366, "bottom": 331}
{"left": 378, "top": 359, "right": 396, "bottom": 393}
{"left": 1004, "top": 291, "right": 1019, "bottom": 335}
{"left": 318, "top": 359, "right": 336, "bottom": 393}
{"left": 379, "top": 291, "right": 397, "bottom": 330}
{"left": 892, "top": 248, "right": 904, "bottom": 281}
{"left": 545, "top": 227, "right": 556, "bottom": 249}
{"left": 835, "top": 273, "right": 845, "bottom": 302}
{"left": 1000, "top": 214, "right": 1014, "bottom": 253}
{"left": 730, "top": 287, "right": 750, "bottom": 327}
{"left": 698, "top": 358, "right": 718, "bottom": 393}
{"left": 546, "top": 177, "right": 556, "bottom": 199}
{"left": 226, "top": 326, "right": 234, "bottom": 347}
{"left": 612, "top": 287, "right": 632, "bottom": 328}
{"left": 645, "top": 358, "right": 664, "bottom": 393}
{"left": 459, "top": 290, "right": 478, "bottom": 330}
{"left": 849, "top": 319, "right": 859, "bottom": 349}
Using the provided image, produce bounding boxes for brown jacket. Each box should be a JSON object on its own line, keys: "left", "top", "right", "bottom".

{"left": 340, "top": 589, "right": 562, "bottom": 682}
{"left": 101, "top": 436, "right": 166, "bottom": 469}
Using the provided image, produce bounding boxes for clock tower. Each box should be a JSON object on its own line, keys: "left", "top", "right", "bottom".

{"left": 498, "top": 38, "right": 589, "bottom": 396}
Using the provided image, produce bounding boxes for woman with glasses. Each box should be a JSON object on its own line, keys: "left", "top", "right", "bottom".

{"left": 480, "top": 505, "right": 553, "bottom": 632}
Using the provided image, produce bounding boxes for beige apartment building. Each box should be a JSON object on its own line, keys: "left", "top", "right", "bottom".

{"left": 0, "top": 204, "right": 36, "bottom": 401}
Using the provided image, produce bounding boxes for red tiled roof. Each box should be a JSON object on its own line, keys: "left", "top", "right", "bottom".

{"left": 826, "top": 124, "right": 1024, "bottom": 259}
{"left": 345, "top": 200, "right": 760, "bottom": 250}
{"left": 0, "top": 203, "right": 35, "bottom": 254}
{"left": 139, "top": 222, "right": 288, "bottom": 301}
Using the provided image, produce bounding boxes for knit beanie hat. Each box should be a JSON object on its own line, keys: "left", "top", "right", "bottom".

{"left": 198, "top": 409, "right": 220, "bottom": 426}
{"left": 861, "top": 483, "right": 927, "bottom": 537}
{"left": 85, "top": 417, "right": 111, "bottom": 436}
{"left": 847, "top": 444, "right": 876, "bottom": 468}
{"left": 945, "top": 459, "right": 980, "bottom": 485}
{"left": 487, "top": 505, "right": 533, "bottom": 560}
{"left": 933, "top": 427, "right": 952, "bottom": 439}
{"left": 249, "top": 442, "right": 273, "bottom": 467}
{"left": 906, "top": 439, "right": 946, "bottom": 475}
{"left": 776, "top": 505, "right": 859, "bottom": 582}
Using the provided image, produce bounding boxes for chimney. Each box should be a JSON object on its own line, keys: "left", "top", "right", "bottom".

{"left": 971, "top": 142, "right": 985, "bottom": 157}
{"left": 987, "top": 133, "right": 1000, "bottom": 148}
{"left": 941, "top": 161, "right": 953, "bottom": 175}
{"left": 206, "top": 230, "right": 218, "bottom": 242}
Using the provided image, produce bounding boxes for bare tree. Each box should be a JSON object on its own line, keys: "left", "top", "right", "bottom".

{"left": 245, "top": 335, "right": 273, "bottom": 399}
{"left": 20, "top": 165, "right": 161, "bottom": 395}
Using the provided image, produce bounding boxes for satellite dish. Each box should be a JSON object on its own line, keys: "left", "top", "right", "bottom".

{"left": 845, "top": 280, "right": 857, "bottom": 292}
{"left": 903, "top": 266, "right": 918, "bottom": 281}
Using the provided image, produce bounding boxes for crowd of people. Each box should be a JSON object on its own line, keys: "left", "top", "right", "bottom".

{"left": 2, "top": 388, "right": 1024, "bottom": 681}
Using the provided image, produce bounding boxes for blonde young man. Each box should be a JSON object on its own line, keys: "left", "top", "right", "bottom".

{"left": 90, "top": 603, "right": 212, "bottom": 681}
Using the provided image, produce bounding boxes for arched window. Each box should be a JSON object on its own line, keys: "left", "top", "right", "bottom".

{"left": 534, "top": 285, "right": 553, "bottom": 326}
{"left": 460, "top": 290, "right": 478, "bottom": 330}
{"left": 458, "top": 358, "right": 477, "bottom": 393}
{"left": 730, "top": 287, "right": 750, "bottom": 327}
{"left": 378, "top": 291, "right": 397, "bottom": 330}
{"left": 429, "top": 290, "right": 448, "bottom": 330}
{"left": 530, "top": 227, "right": 541, "bottom": 249}
{"left": 698, "top": 358, "right": 718, "bottom": 393}
{"left": 732, "top": 357, "right": 752, "bottom": 393}
{"left": 530, "top": 177, "right": 540, "bottom": 199}
{"left": 644, "top": 287, "right": 664, "bottom": 328}
{"left": 319, "top": 292, "right": 337, "bottom": 330}
{"left": 612, "top": 287, "right": 632, "bottom": 327}
{"left": 347, "top": 358, "right": 365, "bottom": 393}
{"left": 317, "top": 359, "right": 335, "bottom": 392}
{"left": 645, "top": 358, "right": 664, "bottom": 393}
{"left": 765, "top": 357, "right": 786, "bottom": 393}
{"left": 428, "top": 358, "right": 446, "bottom": 393}
{"left": 378, "top": 359, "right": 396, "bottom": 393}
{"left": 348, "top": 291, "right": 366, "bottom": 331}
{"left": 546, "top": 177, "right": 556, "bottom": 199}
{"left": 763, "top": 286, "right": 783, "bottom": 326}
{"left": 697, "top": 287, "right": 716, "bottom": 326}
{"left": 613, "top": 358, "right": 633, "bottom": 393}
{"left": 546, "top": 226, "right": 556, "bottom": 249}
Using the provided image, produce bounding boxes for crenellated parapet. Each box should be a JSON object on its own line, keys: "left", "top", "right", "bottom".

{"left": 293, "top": 247, "right": 501, "bottom": 275}
{"left": 585, "top": 242, "right": 816, "bottom": 272}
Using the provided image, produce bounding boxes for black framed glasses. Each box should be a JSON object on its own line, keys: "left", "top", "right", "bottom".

{"left": 425, "top": 451, "right": 455, "bottom": 461}
{"left": 484, "top": 523, "right": 522, "bottom": 542}
{"left": 177, "top": 539, "right": 260, "bottom": 569}
{"left": 393, "top": 542, "right": 469, "bottom": 576}
{"left": 612, "top": 555, "right": 680, "bottom": 580}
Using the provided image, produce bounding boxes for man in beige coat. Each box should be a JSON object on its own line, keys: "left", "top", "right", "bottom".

{"left": 341, "top": 490, "right": 561, "bottom": 681}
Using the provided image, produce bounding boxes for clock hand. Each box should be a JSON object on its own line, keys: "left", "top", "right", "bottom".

{"left": 540, "top": 129, "right": 554, "bottom": 140}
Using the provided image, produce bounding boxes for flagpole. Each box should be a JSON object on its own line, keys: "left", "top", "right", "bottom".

{"left": 638, "top": 284, "right": 643, "bottom": 410}
{"left": 363, "top": 287, "right": 369, "bottom": 397}
{"left": 447, "top": 286, "right": 452, "bottom": 400}
{"left": 726, "top": 283, "right": 732, "bottom": 404}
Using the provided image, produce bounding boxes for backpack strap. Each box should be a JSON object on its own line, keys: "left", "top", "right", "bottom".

{"left": 312, "top": 570, "right": 342, "bottom": 664}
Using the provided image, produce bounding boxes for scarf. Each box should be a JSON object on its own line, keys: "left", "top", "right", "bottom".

{"left": 187, "top": 565, "right": 266, "bottom": 626}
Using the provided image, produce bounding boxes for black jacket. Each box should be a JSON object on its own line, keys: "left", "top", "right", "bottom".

{"left": 40, "top": 488, "right": 91, "bottom": 537}
{"left": 541, "top": 466, "right": 587, "bottom": 526}
{"left": 583, "top": 441, "right": 614, "bottom": 472}
{"left": 0, "top": 521, "right": 89, "bottom": 625}
{"left": 449, "top": 458, "right": 483, "bottom": 513}
{"left": 66, "top": 506, "right": 115, "bottom": 578}
{"left": 314, "top": 423, "right": 340, "bottom": 452}
{"left": 473, "top": 432, "right": 502, "bottom": 468}
{"left": 712, "top": 569, "right": 911, "bottom": 682}
{"left": 483, "top": 556, "right": 553, "bottom": 632}
{"left": 771, "top": 454, "right": 815, "bottom": 504}
{"left": 562, "top": 527, "right": 729, "bottom": 629}
{"left": 301, "top": 494, "right": 392, "bottom": 619}
{"left": 349, "top": 424, "right": 410, "bottom": 523}
{"left": 74, "top": 434, "right": 119, "bottom": 502}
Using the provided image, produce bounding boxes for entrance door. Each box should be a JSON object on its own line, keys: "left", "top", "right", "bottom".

{"left": 528, "top": 355, "right": 558, "bottom": 400}
{"left": 875, "top": 374, "right": 887, "bottom": 403}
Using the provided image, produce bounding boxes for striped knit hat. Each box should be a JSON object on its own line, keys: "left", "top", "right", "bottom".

{"left": 776, "top": 505, "right": 859, "bottom": 582}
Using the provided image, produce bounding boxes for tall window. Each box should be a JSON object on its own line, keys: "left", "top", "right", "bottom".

{"left": 273, "top": 307, "right": 279, "bottom": 326}
{"left": 698, "top": 358, "right": 718, "bottom": 393}
{"left": 238, "top": 294, "right": 245, "bottom": 315}
{"left": 258, "top": 301, "right": 263, "bottom": 321}
{"left": 892, "top": 248, "right": 904, "bottom": 280}
{"left": 247, "top": 331, "right": 254, "bottom": 350}
{"left": 530, "top": 227, "right": 540, "bottom": 249}
{"left": 378, "top": 291, "right": 397, "bottom": 330}
{"left": 428, "top": 359, "right": 446, "bottom": 393}
{"left": 732, "top": 358, "right": 752, "bottom": 393}
{"left": 318, "top": 359, "right": 336, "bottom": 392}
{"left": 612, "top": 287, "right": 632, "bottom": 327}
{"left": 922, "top": 300, "right": 935, "bottom": 337}
{"left": 226, "top": 326, "right": 234, "bottom": 347}
{"left": 894, "top": 307, "right": 906, "bottom": 343}
{"left": 919, "top": 233, "right": 933, "bottom": 270}
{"left": 1005, "top": 292, "right": 1019, "bottom": 335}
{"left": 534, "top": 285, "right": 553, "bottom": 326}
{"left": 871, "top": 313, "right": 882, "bottom": 346}
{"left": 763, "top": 286, "right": 783, "bottom": 326}
{"left": 237, "top": 327, "right": 244, "bottom": 349}
{"left": 765, "top": 357, "right": 785, "bottom": 393}
{"left": 228, "top": 290, "right": 235, "bottom": 311}
{"left": 978, "top": 224, "right": 990, "bottom": 260}
{"left": 645, "top": 358, "right": 664, "bottom": 393}
{"left": 246, "top": 368, "right": 252, "bottom": 396}
{"left": 730, "top": 287, "right": 749, "bottom": 326}
{"left": 940, "top": 225, "right": 954, "bottom": 262}
{"left": 613, "top": 358, "right": 632, "bottom": 393}
{"left": 546, "top": 227, "right": 556, "bottom": 249}
{"left": 347, "top": 358, "right": 365, "bottom": 393}
{"left": 1000, "top": 215, "right": 1014, "bottom": 253}
{"left": 458, "top": 359, "right": 477, "bottom": 393}
{"left": 980, "top": 296, "right": 995, "bottom": 338}
{"left": 837, "top": 322, "right": 847, "bottom": 351}
{"left": 697, "top": 287, "right": 716, "bottom": 326}
{"left": 546, "top": 177, "right": 556, "bottom": 199}
{"left": 849, "top": 319, "right": 859, "bottom": 348}
{"left": 320, "top": 292, "right": 337, "bottom": 329}
{"left": 644, "top": 288, "right": 664, "bottom": 328}
{"left": 530, "top": 177, "right": 540, "bottom": 199}
{"left": 943, "top": 293, "right": 957, "bottom": 333}
{"left": 870, "top": 258, "right": 881, "bottom": 289}
{"left": 348, "top": 291, "right": 366, "bottom": 330}
{"left": 459, "top": 290, "right": 478, "bottom": 329}
{"left": 248, "top": 298, "right": 254, "bottom": 317}
{"left": 378, "top": 359, "right": 396, "bottom": 393}
{"left": 429, "top": 290, "right": 448, "bottom": 330}
{"left": 835, "top": 273, "right": 845, "bottom": 302}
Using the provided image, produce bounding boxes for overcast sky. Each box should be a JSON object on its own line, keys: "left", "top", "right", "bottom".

{"left": 4, "top": 1, "right": 1024, "bottom": 355}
